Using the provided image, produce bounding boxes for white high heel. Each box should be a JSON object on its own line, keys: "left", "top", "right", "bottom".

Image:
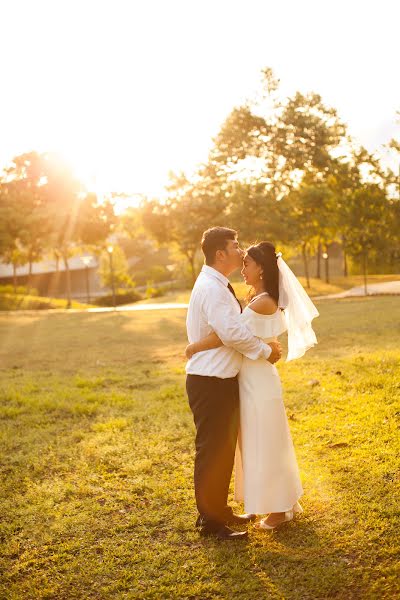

{"left": 255, "top": 502, "right": 303, "bottom": 531}
{"left": 255, "top": 510, "right": 294, "bottom": 531}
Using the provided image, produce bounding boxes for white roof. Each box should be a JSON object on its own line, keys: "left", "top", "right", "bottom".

{"left": 0, "top": 255, "right": 98, "bottom": 277}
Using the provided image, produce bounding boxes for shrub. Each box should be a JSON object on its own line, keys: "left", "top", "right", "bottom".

{"left": 93, "top": 288, "right": 143, "bottom": 307}
{"left": 0, "top": 285, "right": 38, "bottom": 296}
{"left": 145, "top": 281, "right": 170, "bottom": 299}
{"left": 0, "top": 293, "right": 56, "bottom": 310}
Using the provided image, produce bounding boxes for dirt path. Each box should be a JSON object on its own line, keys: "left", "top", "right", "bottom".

{"left": 314, "top": 280, "right": 400, "bottom": 300}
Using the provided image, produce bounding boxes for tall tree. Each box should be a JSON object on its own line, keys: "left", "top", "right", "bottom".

{"left": 99, "top": 244, "right": 133, "bottom": 289}
{"left": 284, "top": 181, "right": 333, "bottom": 287}
{"left": 222, "top": 180, "right": 290, "bottom": 246}
{"left": 142, "top": 171, "right": 226, "bottom": 284}
{"left": 343, "top": 184, "right": 392, "bottom": 293}
{"left": 209, "top": 68, "right": 347, "bottom": 202}
{"left": 1, "top": 152, "right": 50, "bottom": 286}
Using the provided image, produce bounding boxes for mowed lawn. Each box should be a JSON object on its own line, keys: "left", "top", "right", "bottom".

{"left": 0, "top": 298, "right": 399, "bottom": 600}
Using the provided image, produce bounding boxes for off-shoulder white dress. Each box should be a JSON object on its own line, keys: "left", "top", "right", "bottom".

{"left": 234, "top": 302, "right": 303, "bottom": 514}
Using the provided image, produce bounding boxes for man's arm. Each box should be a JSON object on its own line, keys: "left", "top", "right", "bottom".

{"left": 203, "top": 290, "right": 274, "bottom": 361}
{"left": 185, "top": 330, "right": 281, "bottom": 363}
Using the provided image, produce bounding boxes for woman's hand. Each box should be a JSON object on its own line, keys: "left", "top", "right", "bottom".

{"left": 185, "top": 343, "right": 196, "bottom": 359}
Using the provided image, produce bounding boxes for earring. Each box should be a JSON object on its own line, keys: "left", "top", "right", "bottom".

{"left": 260, "top": 273, "right": 263, "bottom": 280}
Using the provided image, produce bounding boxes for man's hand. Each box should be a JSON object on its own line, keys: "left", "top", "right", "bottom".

{"left": 267, "top": 341, "right": 282, "bottom": 364}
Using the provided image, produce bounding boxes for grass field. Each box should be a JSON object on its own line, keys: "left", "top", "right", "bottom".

{"left": 0, "top": 297, "right": 399, "bottom": 599}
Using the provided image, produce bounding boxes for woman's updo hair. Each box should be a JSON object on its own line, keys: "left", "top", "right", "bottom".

{"left": 246, "top": 241, "right": 280, "bottom": 305}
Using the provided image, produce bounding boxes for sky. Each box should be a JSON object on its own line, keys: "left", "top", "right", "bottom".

{"left": 0, "top": 0, "right": 399, "bottom": 206}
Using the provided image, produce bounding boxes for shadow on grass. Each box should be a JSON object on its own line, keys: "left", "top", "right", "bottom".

{"left": 0, "top": 310, "right": 188, "bottom": 374}
{"left": 193, "top": 515, "right": 360, "bottom": 600}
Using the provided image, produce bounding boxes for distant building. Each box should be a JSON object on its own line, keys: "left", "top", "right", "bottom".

{"left": 0, "top": 255, "right": 103, "bottom": 301}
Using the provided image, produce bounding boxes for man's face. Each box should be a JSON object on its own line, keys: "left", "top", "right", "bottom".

{"left": 222, "top": 238, "right": 244, "bottom": 273}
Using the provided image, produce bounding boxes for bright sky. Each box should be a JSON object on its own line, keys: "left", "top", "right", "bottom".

{"left": 1, "top": 0, "right": 399, "bottom": 206}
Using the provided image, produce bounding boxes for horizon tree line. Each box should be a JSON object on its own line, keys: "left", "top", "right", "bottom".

{"left": 1, "top": 68, "right": 399, "bottom": 299}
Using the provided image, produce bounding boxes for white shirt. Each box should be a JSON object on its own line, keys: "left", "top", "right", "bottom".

{"left": 185, "top": 265, "right": 272, "bottom": 378}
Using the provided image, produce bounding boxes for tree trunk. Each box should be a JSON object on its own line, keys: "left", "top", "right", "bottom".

{"left": 343, "top": 247, "right": 348, "bottom": 277}
{"left": 341, "top": 236, "right": 348, "bottom": 277}
{"left": 362, "top": 249, "right": 368, "bottom": 295}
{"left": 13, "top": 263, "right": 17, "bottom": 293}
{"left": 188, "top": 253, "right": 196, "bottom": 287}
{"left": 108, "top": 251, "right": 116, "bottom": 309}
{"left": 316, "top": 239, "right": 321, "bottom": 279}
{"left": 28, "top": 257, "right": 33, "bottom": 291}
{"left": 63, "top": 255, "right": 72, "bottom": 308}
{"left": 325, "top": 244, "right": 330, "bottom": 284}
{"left": 302, "top": 243, "right": 310, "bottom": 288}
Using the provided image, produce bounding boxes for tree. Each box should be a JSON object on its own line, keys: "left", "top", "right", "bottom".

{"left": 142, "top": 171, "right": 226, "bottom": 285}
{"left": 0, "top": 182, "right": 19, "bottom": 266}
{"left": 221, "top": 180, "right": 290, "bottom": 247}
{"left": 0, "top": 185, "right": 26, "bottom": 292}
{"left": 209, "top": 68, "right": 347, "bottom": 202}
{"left": 78, "top": 193, "right": 116, "bottom": 247}
{"left": 384, "top": 109, "right": 400, "bottom": 200}
{"left": 284, "top": 182, "right": 332, "bottom": 288}
{"left": 323, "top": 156, "right": 362, "bottom": 276}
{"left": 0, "top": 152, "right": 50, "bottom": 287}
{"left": 343, "top": 184, "right": 392, "bottom": 293}
{"left": 298, "top": 173, "right": 338, "bottom": 283}
{"left": 99, "top": 244, "right": 133, "bottom": 289}
{"left": 120, "top": 204, "right": 154, "bottom": 258}
{"left": 276, "top": 91, "right": 346, "bottom": 179}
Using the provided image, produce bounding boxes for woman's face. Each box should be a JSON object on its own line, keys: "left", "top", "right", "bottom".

{"left": 241, "top": 253, "right": 263, "bottom": 287}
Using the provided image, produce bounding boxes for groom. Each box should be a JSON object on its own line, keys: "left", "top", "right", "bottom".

{"left": 185, "top": 227, "right": 282, "bottom": 540}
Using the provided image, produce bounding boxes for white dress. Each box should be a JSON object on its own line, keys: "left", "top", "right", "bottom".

{"left": 234, "top": 301, "right": 304, "bottom": 514}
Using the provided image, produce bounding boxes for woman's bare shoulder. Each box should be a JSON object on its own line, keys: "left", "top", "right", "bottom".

{"left": 248, "top": 295, "right": 278, "bottom": 315}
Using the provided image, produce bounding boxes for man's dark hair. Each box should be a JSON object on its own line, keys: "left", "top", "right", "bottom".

{"left": 201, "top": 226, "right": 237, "bottom": 265}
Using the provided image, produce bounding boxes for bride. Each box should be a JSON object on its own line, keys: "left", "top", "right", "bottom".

{"left": 185, "top": 241, "right": 319, "bottom": 530}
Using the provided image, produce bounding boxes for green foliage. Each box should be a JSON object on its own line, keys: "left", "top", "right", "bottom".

{"left": 0, "top": 292, "right": 89, "bottom": 310}
{"left": 136, "top": 71, "right": 398, "bottom": 282}
{"left": 210, "top": 73, "right": 347, "bottom": 200}
{"left": 341, "top": 183, "right": 396, "bottom": 285}
{"left": 1, "top": 70, "right": 399, "bottom": 294}
{"left": 99, "top": 245, "right": 134, "bottom": 289}
{"left": 0, "top": 293, "right": 54, "bottom": 310}
{"left": 142, "top": 169, "right": 227, "bottom": 284}
{"left": 0, "top": 284, "right": 38, "bottom": 296}
{"left": 119, "top": 205, "right": 150, "bottom": 257}
{"left": 134, "top": 265, "right": 172, "bottom": 286}
{"left": 0, "top": 152, "right": 117, "bottom": 307}
{"left": 144, "top": 280, "right": 166, "bottom": 299}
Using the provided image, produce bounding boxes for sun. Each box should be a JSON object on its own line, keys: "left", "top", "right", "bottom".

{"left": 53, "top": 137, "right": 172, "bottom": 204}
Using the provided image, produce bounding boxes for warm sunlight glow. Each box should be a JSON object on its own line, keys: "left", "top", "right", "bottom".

{"left": 0, "top": 0, "right": 399, "bottom": 208}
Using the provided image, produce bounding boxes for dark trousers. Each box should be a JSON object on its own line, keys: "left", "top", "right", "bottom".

{"left": 186, "top": 374, "right": 239, "bottom": 527}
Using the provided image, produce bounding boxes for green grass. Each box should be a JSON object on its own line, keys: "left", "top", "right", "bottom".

{"left": 0, "top": 297, "right": 399, "bottom": 599}
{"left": 137, "top": 274, "right": 400, "bottom": 305}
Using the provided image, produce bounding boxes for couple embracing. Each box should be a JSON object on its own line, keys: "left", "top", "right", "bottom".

{"left": 185, "top": 227, "right": 319, "bottom": 540}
